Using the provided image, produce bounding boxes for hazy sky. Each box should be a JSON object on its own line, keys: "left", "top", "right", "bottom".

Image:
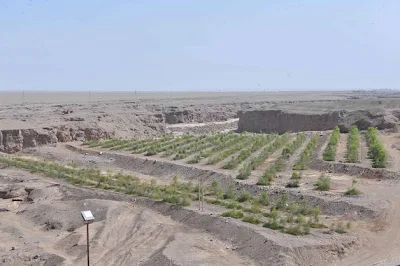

{"left": 0, "top": 1, "right": 399, "bottom": 91}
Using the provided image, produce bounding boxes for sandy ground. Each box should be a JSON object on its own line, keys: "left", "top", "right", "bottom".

{"left": 0, "top": 169, "right": 255, "bottom": 266}
{"left": 1, "top": 90, "right": 400, "bottom": 265}
{"left": 0, "top": 91, "right": 352, "bottom": 105}
{"left": 2, "top": 138, "right": 400, "bottom": 265}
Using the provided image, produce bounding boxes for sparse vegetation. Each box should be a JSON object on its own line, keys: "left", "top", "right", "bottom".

{"left": 293, "top": 135, "right": 319, "bottom": 170}
{"left": 365, "top": 127, "right": 388, "bottom": 168}
{"left": 286, "top": 180, "right": 300, "bottom": 188}
{"left": 257, "top": 133, "right": 307, "bottom": 185}
{"left": 323, "top": 127, "right": 340, "bottom": 161}
{"left": 237, "top": 191, "right": 252, "bottom": 202}
{"left": 331, "top": 222, "right": 347, "bottom": 234}
{"left": 242, "top": 215, "right": 261, "bottom": 225}
{"left": 315, "top": 175, "right": 331, "bottom": 191}
{"left": 223, "top": 135, "right": 274, "bottom": 169}
{"left": 344, "top": 187, "right": 362, "bottom": 196}
{"left": 222, "top": 209, "right": 245, "bottom": 219}
{"left": 291, "top": 171, "right": 301, "bottom": 179}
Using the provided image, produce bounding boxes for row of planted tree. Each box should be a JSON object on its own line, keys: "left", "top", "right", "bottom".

{"left": 323, "top": 126, "right": 387, "bottom": 168}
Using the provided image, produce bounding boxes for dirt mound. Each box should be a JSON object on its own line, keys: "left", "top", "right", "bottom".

{"left": 338, "top": 109, "right": 399, "bottom": 132}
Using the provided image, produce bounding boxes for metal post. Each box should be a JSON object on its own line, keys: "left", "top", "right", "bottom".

{"left": 201, "top": 177, "right": 204, "bottom": 212}
{"left": 86, "top": 223, "right": 90, "bottom": 266}
{"left": 198, "top": 176, "right": 201, "bottom": 211}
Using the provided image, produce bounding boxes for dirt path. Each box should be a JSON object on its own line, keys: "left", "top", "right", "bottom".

{"left": 359, "top": 136, "right": 371, "bottom": 168}
{"left": 336, "top": 133, "right": 348, "bottom": 163}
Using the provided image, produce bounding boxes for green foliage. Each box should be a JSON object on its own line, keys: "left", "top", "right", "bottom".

{"left": 0, "top": 157, "right": 194, "bottom": 207}
{"left": 249, "top": 202, "right": 262, "bottom": 213}
{"left": 257, "top": 165, "right": 276, "bottom": 186}
{"left": 187, "top": 154, "right": 201, "bottom": 164}
{"left": 365, "top": 127, "right": 388, "bottom": 168}
{"left": 237, "top": 191, "right": 252, "bottom": 202}
{"left": 223, "top": 135, "right": 274, "bottom": 169}
{"left": 236, "top": 164, "right": 252, "bottom": 179}
{"left": 281, "top": 133, "right": 306, "bottom": 158}
{"left": 239, "top": 133, "right": 289, "bottom": 179}
{"left": 208, "top": 136, "right": 261, "bottom": 165}
{"left": 323, "top": 127, "right": 340, "bottom": 161}
{"left": 242, "top": 215, "right": 261, "bottom": 225}
{"left": 276, "top": 194, "right": 289, "bottom": 210}
{"left": 285, "top": 225, "right": 303, "bottom": 236}
{"left": 344, "top": 187, "right": 362, "bottom": 196}
{"left": 315, "top": 175, "right": 331, "bottom": 191}
{"left": 163, "top": 195, "right": 191, "bottom": 206}
{"left": 223, "top": 184, "right": 236, "bottom": 200}
{"left": 258, "top": 192, "right": 270, "bottom": 206}
{"left": 221, "top": 209, "right": 244, "bottom": 219}
{"left": 291, "top": 171, "right": 301, "bottom": 179}
{"left": 286, "top": 180, "right": 300, "bottom": 188}
{"left": 347, "top": 126, "right": 360, "bottom": 163}
{"left": 263, "top": 221, "right": 284, "bottom": 230}
{"left": 331, "top": 222, "right": 347, "bottom": 234}
{"left": 293, "top": 135, "right": 320, "bottom": 170}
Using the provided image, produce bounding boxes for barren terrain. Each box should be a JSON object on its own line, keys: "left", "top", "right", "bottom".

{"left": 1, "top": 90, "right": 400, "bottom": 266}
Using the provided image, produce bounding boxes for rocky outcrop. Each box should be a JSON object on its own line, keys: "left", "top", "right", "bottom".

{"left": 164, "top": 107, "right": 236, "bottom": 124}
{"left": 338, "top": 110, "right": 399, "bottom": 132}
{"left": 0, "top": 126, "right": 113, "bottom": 153}
{"left": 238, "top": 109, "right": 400, "bottom": 134}
{"left": 84, "top": 128, "right": 112, "bottom": 141}
{"left": 0, "top": 130, "right": 23, "bottom": 153}
{"left": 238, "top": 110, "right": 341, "bottom": 134}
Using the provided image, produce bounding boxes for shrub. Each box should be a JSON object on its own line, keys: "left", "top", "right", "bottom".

{"left": 236, "top": 164, "right": 251, "bottom": 179}
{"left": 323, "top": 127, "right": 340, "bottom": 161}
{"left": 237, "top": 191, "right": 252, "bottom": 202}
{"left": 226, "top": 201, "right": 242, "bottom": 209}
{"left": 222, "top": 209, "right": 244, "bottom": 219}
{"left": 163, "top": 195, "right": 191, "bottom": 206}
{"left": 281, "top": 133, "right": 306, "bottom": 159}
{"left": 331, "top": 222, "right": 346, "bottom": 234}
{"left": 223, "top": 184, "right": 236, "bottom": 200}
{"left": 263, "top": 221, "right": 284, "bottom": 230}
{"left": 315, "top": 175, "right": 331, "bottom": 191}
{"left": 291, "top": 171, "right": 301, "bottom": 179}
{"left": 344, "top": 187, "right": 362, "bottom": 196}
{"left": 187, "top": 155, "right": 201, "bottom": 164}
{"left": 285, "top": 225, "right": 303, "bottom": 236}
{"left": 242, "top": 215, "right": 261, "bottom": 225}
{"left": 258, "top": 192, "right": 270, "bottom": 206}
{"left": 366, "top": 127, "right": 388, "bottom": 168}
{"left": 249, "top": 202, "right": 262, "bottom": 213}
{"left": 276, "top": 194, "right": 289, "bottom": 210}
{"left": 211, "top": 180, "right": 221, "bottom": 195}
{"left": 286, "top": 180, "right": 300, "bottom": 188}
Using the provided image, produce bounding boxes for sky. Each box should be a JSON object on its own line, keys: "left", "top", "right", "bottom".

{"left": 0, "top": 0, "right": 399, "bottom": 92}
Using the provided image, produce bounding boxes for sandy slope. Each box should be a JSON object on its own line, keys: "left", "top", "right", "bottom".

{"left": 0, "top": 169, "right": 255, "bottom": 266}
